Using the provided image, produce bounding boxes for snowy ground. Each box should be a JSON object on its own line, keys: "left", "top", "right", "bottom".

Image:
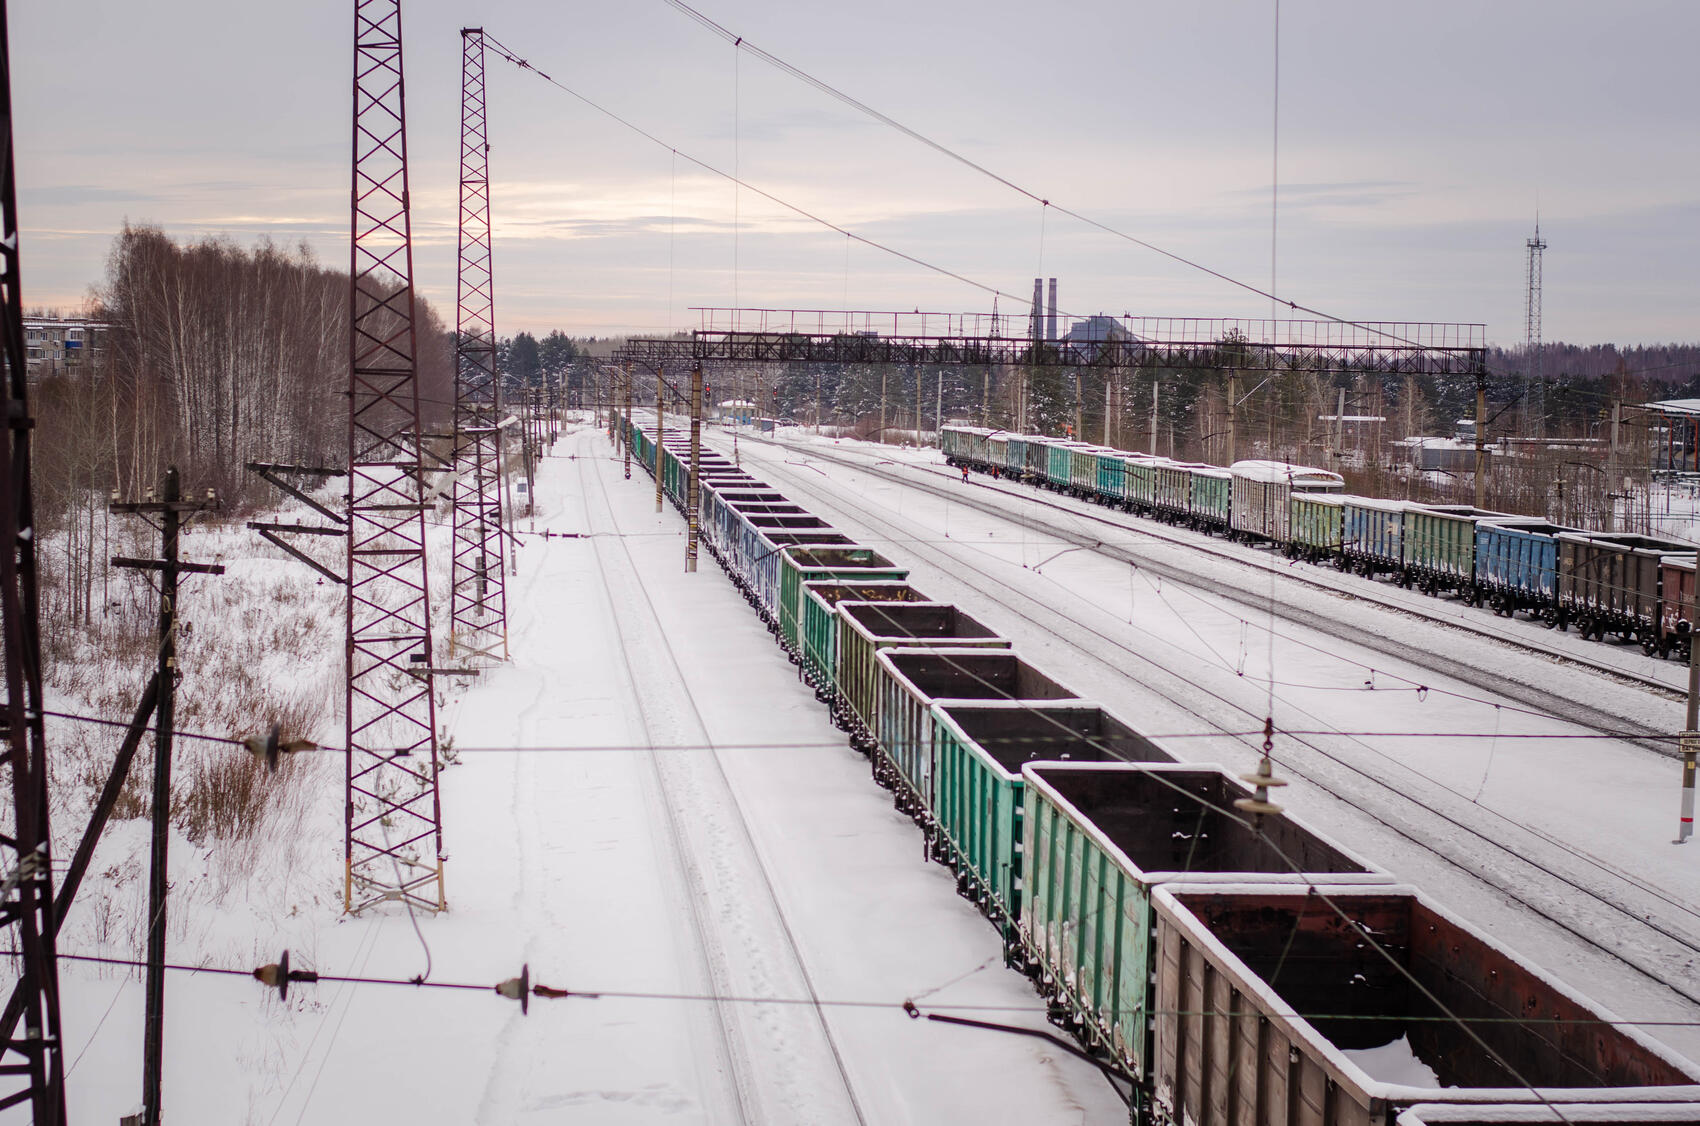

{"left": 35, "top": 424, "right": 1126, "bottom": 1125}
{"left": 714, "top": 425, "right": 1700, "bottom": 1066}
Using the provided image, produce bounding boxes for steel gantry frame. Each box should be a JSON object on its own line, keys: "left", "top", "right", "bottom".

{"left": 0, "top": 2, "right": 66, "bottom": 1115}
{"left": 449, "top": 27, "right": 509, "bottom": 663}
{"left": 618, "top": 309, "right": 1487, "bottom": 377}
{"left": 345, "top": 0, "right": 444, "bottom": 914}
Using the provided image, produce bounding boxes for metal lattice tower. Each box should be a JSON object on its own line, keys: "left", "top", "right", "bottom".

{"left": 1525, "top": 218, "right": 1547, "bottom": 439}
{"left": 0, "top": 1, "right": 67, "bottom": 1115}
{"left": 449, "top": 27, "right": 508, "bottom": 663}
{"left": 345, "top": 0, "right": 444, "bottom": 914}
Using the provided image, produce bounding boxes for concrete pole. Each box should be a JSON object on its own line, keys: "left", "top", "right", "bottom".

{"left": 879, "top": 367, "right": 888, "bottom": 446}
{"left": 1104, "top": 371, "right": 1113, "bottom": 446}
{"left": 1336, "top": 386, "right": 1347, "bottom": 469}
{"left": 1474, "top": 373, "right": 1488, "bottom": 509}
{"left": 815, "top": 370, "right": 822, "bottom": 435}
{"left": 623, "top": 365, "right": 632, "bottom": 480}
{"left": 914, "top": 364, "right": 922, "bottom": 447}
{"left": 654, "top": 366, "right": 665, "bottom": 513}
{"left": 1226, "top": 371, "right": 1239, "bottom": 465}
{"left": 687, "top": 362, "right": 702, "bottom": 573}
{"left": 1682, "top": 578, "right": 1700, "bottom": 843}
{"left": 1150, "top": 381, "right": 1159, "bottom": 456}
{"left": 935, "top": 368, "right": 943, "bottom": 446}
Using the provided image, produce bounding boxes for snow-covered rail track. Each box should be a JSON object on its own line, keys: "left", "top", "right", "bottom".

{"left": 578, "top": 451, "right": 868, "bottom": 1126}
{"left": 762, "top": 435, "right": 1689, "bottom": 736}
{"left": 726, "top": 434, "right": 1700, "bottom": 1020}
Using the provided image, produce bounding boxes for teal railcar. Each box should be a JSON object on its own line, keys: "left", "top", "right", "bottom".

{"left": 1403, "top": 504, "right": 1510, "bottom": 596}
{"left": 800, "top": 580, "right": 928, "bottom": 696}
{"left": 1188, "top": 466, "right": 1232, "bottom": 531}
{"left": 835, "top": 603, "right": 1011, "bottom": 740}
{"left": 929, "top": 702, "right": 1174, "bottom": 941}
{"left": 777, "top": 546, "right": 907, "bottom": 653}
{"left": 1022, "top": 763, "right": 1387, "bottom": 1081}
{"left": 1288, "top": 492, "right": 1344, "bottom": 562}
{"left": 872, "top": 648, "right": 1077, "bottom": 813}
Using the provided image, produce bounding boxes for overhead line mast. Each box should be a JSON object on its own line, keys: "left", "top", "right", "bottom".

{"left": 0, "top": 0, "right": 67, "bottom": 1117}
{"left": 345, "top": 0, "right": 445, "bottom": 914}
{"left": 450, "top": 27, "right": 510, "bottom": 663}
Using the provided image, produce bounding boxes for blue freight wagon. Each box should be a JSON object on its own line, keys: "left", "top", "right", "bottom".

{"left": 1342, "top": 495, "right": 1410, "bottom": 580}
{"left": 1473, "top": 519, "right": 1574, "bottom": 621}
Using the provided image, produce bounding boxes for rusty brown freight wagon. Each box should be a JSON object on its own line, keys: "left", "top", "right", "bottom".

{"left": 1149, "top": 885, "right": 1700, "bottom": 1126}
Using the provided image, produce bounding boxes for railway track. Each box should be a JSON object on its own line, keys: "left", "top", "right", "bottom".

{"left": 723, "top": 432, "right": 1700, "bottom": 1017}
{"left": 578, "top": 447, "right": 868, "bottom": 1126}
{"left": 762, "top": 434, "right": 1689, "bottom": 731}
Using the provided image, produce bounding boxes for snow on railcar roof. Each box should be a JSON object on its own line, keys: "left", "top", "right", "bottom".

{"left": 1228, "top": 459, "right": 1343, "bottom": 486}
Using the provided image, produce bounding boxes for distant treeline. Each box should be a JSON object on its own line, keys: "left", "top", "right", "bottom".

{"left": 33, "top": 224, "right": 455, "bottom": 623}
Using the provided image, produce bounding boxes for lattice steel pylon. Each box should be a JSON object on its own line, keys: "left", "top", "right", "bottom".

{"left": 345, "top": 0, "right": 444, "bottom": 914}
{"left": 0, "top": 1, "right": 67, "bottom": 1116}
{"left": 1524, "top": 218, "right": 1547, "bottom": 440}
{"left": 449, "top": 27, "right": 508, "bottom": 663}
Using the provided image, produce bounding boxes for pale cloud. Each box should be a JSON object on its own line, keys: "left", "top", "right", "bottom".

{"left": 10, "top": 0, "right": 1699, "bottom": 344}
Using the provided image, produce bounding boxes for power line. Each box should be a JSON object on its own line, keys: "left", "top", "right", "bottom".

{"left": 25, "top": 949, "right": 1700, "bottom": 1029}
{"left": 652, "top": 2, "right": 1473, "bottom": 358}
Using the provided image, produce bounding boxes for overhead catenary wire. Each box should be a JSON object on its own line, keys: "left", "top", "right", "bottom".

{"left": 651, "top": 1, "right": 1476, "bottom": 360}
{"left": 23, "top": 947, "right": 1700, "bottom": 1029}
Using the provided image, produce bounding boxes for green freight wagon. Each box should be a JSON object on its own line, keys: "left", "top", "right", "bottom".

{"left": 835, "top": 603, "right": 1010, "bottom": 740}
{"left": 1188, "top": 466, "right": 1232, "bottom": 532}
{"left": 930, "top": 702, "right": 1175, "bottom": 941}
{"left": 1122, "top": 456, "right": 1164, "bottom": 513}
{"left": 872, "top": 648, "right": 1076, "bottom": 814}
{"left": 1046, "top": 441, "right": 1091, "bottom": 490}
{"left": 777, "top": 545, "right": 908, "bottom": 653}
{"left": 800, "top": 580, "right": 929, "bottom": 696}
{"left": 1021, "top": 763, "right": 1387, "bottom": 1081}
{"left": 1288, "top": 492, "right": 1343, "bottom": 562}
{"left": 1151, "top": 462, "right": 1195, "bottom": 522}
{"left": 1403, "top": 504, "right": 1510, "bottom": 596}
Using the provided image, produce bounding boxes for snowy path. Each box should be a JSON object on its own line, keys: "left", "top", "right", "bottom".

{"left": 719, "top": 428, "right": 1700, "bottom": 1064}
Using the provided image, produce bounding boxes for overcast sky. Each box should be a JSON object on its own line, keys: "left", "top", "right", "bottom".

{"left": 12, "top": 0, "right": 1698, "bottom": 346}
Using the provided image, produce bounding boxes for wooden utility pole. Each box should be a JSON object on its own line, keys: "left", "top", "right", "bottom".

{"left": 687, "top": 362, "right": 702, "bottom": 572}
{"left": 1474, "top": 372, "right": 1488, "bottom": 509}
{"left": 111, "top": 467, "right": 223, "bottom": 1126}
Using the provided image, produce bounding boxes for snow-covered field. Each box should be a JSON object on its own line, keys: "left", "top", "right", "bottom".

{"left": 33, "top": 425, "right": 1126, "bottom": 1125}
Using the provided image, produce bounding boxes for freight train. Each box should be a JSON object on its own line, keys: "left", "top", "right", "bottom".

{"left": 613, "top": 411, "right": 1700, "bottom": 1125}
{"left": 941, "top": 425, "right": 1700, "bottom": 660}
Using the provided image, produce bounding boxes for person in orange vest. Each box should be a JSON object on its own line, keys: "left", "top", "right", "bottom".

{"left": 960, "top": 465, "right": 969, "bottom": 484}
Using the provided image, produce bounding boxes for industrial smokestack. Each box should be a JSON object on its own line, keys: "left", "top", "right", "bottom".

{"left": 1030, "top": 278, "right": 1044, "bottom": 343}
{"left": 1047, "top": 278, "right": 1058, "bottom": 342}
